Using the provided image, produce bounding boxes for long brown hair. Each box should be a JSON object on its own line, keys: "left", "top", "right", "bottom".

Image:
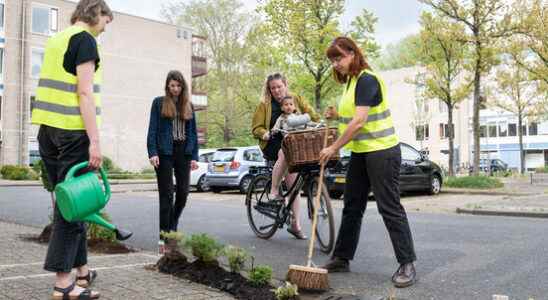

{"left": 261, "top": 73, "right": 288, "bottom": 104}
{"left": 70, "top": 0, "right": 113, "bottom": 26}
{"left": 326, "top": 36, "right": 371, "bottom": 84}
{"left": 161, "top": 70, "right": 192, "bottom": 120}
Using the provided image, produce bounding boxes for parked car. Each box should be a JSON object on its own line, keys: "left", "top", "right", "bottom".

{"left": 325, "top": 143, "right": 444, "bottom": 199}
{"left": 476, "top": 158, "right": 508, "bottom": 173}
{"left": 205, "top": 146, "right": 266, "bottom": 194}
{"left": 190, "top": 148, "right": 217, "bottom": 192}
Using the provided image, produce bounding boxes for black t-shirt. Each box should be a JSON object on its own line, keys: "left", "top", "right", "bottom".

{"left": 63, "top": 31, "right": 100, "bottom": 76}
{"left": 347, "top": 72, "right": 382, "bottom": 107}
{"left": 262, "top": 99, "right": 284, "bottom": 161}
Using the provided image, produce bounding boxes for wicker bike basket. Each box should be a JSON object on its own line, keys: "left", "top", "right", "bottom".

{"left": 282, "top": 127, "right": 339, "bottom": 173}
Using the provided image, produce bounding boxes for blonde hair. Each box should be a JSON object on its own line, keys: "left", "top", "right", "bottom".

{"left": 261, "top": 73, "right": 288, "bottom": 104}
{"left": 70, "top": 0, "right": 113, "bottom": 26}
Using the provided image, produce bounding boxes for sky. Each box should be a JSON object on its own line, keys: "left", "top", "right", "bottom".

{"left": 105, "top": 0, "right": 424, "bottom": 48}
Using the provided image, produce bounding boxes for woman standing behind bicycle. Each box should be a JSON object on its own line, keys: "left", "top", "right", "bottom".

{"left": 319, "top": 37, "right": 417, "bottom": 288}
{"left": 251, "top": 73, "right": 320, "bottom": 240}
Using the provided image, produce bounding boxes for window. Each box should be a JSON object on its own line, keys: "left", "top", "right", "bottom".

{"left": 0, "top": 47, "right": 3, "bottom": 77}
{"left": 0, "top": 2, "right": 4, "bottom": 31}
{"left": 508, "top": 123, "right": 517, "bottom": 136}
{"left": 439, "top": 100, "right": 447, "bottom": 113}
{"left": 415, "top": 124, "right": 429, "bottom": 141}
{"left": 439, "top": 123, "right": 453, "bottom": 139}
{"left": 488, "top": 123, "right": 497, "bottom": 138}
{"left": 521, "top": 124, "right": 527, "bottom": 136}
{"left": 244, "top": 149, "right": 263, "bottom": 162}
{"left": 480, "top": 125, "right": 487, "bottom": 138}
{"left": 32, "top": 5, "right": 58, "bottom": 35}
{"left": 401, "top": 144, "right": 421, "bottom": 161}
{"left": 498, "top": 122, "right": 507, "bottom": 137}
{"left": 529, "top": 122, "right": 538, "bottom": 136}
{"left": 31, "top": 48, "right": 45, "bottom": 78}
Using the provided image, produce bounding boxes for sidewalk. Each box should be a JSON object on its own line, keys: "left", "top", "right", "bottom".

{"left": 0, "top": 221, "right": 235, "bottom": 300}
{"left": 0, "top": 179, "right": 158, "bottom": 193}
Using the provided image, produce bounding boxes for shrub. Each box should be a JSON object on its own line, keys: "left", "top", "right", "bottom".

{"left": 445, "top": 176, "right": 503, "bottom": 189}
{"left": 160, "top": 230, "right": 184, "bottom": 242}
{"left": 34, "top": 160, "right": 54, "bottom": 192}
{"left": 535, "top": 166, "right": 548, "bottom": 173}
{"left": 87, "top": 211, "right": 116, "bottom": 242}
{"left": 0, "top": 165, "right": 39, "bottom": 180}
{"left": 224, "top": 246, "right": 248, "bottom": 273}
{"left": 186, "top": 233, "right": 224, "bottom": 263}
{"left": 273, "top": 282, "right": 299, "bottom": 300}
{"left": 249, "top": 265, "right": 273, "bottom": 287}
{"left": 102, "top": 156, "right": 121, "bottom": 173}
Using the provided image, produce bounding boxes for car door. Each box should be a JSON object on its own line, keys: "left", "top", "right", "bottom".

{"left": 400, "top": 144, "right": 429, "bottom": 190}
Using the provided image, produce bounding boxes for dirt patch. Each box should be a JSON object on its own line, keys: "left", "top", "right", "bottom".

{"left": 156, "top": 251, "right": 277, "bottom": 300}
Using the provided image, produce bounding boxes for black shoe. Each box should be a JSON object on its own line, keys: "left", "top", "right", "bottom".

{"left": 321, "top": 257, "right": 350, "bottom": 273}
{"left": 392, "top": 263, "right": 416, "bottom": 288}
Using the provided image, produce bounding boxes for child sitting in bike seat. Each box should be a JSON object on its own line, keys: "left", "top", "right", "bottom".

{"left": 266, "top": 95, "right": 317, "bottom": 240}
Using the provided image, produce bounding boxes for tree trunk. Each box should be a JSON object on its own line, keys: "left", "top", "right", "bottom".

{"left": 448, "top": 105, "right": 455, "bottom": 177}
{"left": 518, "top": 113, "right": 525, "bottom": 174}
{"left": 472, "top": 61, "right": 481, "bottom": 176}
{"left": 314, "top": 79, "right": 322, "bottom": 112}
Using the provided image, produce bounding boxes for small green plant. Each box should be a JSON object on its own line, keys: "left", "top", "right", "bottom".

{"left": 160, "top": 230, "right": 184, "bottom": 242}
{"left": 224, "top": 246, "right": 248, "bottom": 273}
{"left": 249, "top": 265, "right": 273, "bottom": 287}
{"left": 0, "top": 165, "right": 39, "bottom": 180}
{"left": 273, "top": 282, "right": 299, "bottom": 300}
{"left": 186, "top": 233, "right": 224, "bottom": 263}
{"left": 445, "top": 176, "right": 503, "bottom": 189}
{"left": 87, "top": 211, "right": 116, "bottom": 242}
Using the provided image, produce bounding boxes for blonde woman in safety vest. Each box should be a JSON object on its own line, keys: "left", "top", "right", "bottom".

{"left": 319, "top": 37, "right": 417, "bottom": 288}
{"left": 31, "top": 0, "right": 112, "bottom": 299}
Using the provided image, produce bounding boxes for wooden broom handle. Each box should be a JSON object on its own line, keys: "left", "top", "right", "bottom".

{"left": 306, "top": 125, "right": 330, "bottom": 267}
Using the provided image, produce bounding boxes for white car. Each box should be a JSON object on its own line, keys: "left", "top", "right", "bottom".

{"left": 190, "top": 148, "right": 217, "bottom": 192}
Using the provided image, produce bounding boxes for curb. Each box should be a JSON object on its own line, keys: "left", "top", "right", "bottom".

{"left": 0, "top": 179, "right": 157, "bottom": 187}
{"left": 442, "top": 188, "right": 534, "bottom": 196}
{"left": 456, "top": 207, "right": 548, "bottom": 219}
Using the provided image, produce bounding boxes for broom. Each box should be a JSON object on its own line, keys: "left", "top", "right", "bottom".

{"left": 286, "top": 123, "right": 330, "bottom": 291}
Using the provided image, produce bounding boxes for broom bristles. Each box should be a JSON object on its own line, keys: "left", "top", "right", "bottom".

{"left": 286, "top": 264, "right": 329, "bottom": 291}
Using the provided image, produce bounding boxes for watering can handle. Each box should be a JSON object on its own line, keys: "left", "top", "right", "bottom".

{"left": 65, "top": 161, "right": 111, "bottom": 202}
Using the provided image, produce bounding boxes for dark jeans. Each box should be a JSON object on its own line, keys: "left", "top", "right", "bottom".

{"left": 155, "top": 142, "right": 191, "bottom": 236}
{"left": 333, "top": 145, "right": 416, "bottom": 264}
{"left": 38, "top": 125, "right": 90, "bottom": 273}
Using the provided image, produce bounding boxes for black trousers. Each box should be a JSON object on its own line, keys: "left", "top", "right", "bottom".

{"left": 333, "top": 145, "right": 416, "bottom": 264}
{"left": 155, "top": 142, "right": 191, "bottom": 236}
{"left": 38, "top": 125, "right": 90, "bottom": 273}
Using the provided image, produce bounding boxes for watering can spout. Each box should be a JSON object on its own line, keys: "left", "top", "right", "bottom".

{"left": 115, "top": 228, "right": 133, "bottom": 241}
{"left": 84, "top": 213, "right": 133, "bottom": 241}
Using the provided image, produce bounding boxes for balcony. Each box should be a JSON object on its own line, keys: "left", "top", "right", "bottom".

{"left": 192, "top": 35, "right": 207, "bottom": 78}
{"left": 192, "top": 93, "right": 208, "bottom": 111}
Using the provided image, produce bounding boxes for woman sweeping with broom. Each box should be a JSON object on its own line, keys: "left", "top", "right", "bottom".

{"left": 318, "top": 36, "right": 417, "bottom": 288}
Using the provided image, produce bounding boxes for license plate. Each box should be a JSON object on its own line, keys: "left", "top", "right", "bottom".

{"left": 335, "top": 177, "right": 346, "bottom": 183}
{"left": 215, "top": 165, "right": 225, "bottom": 173}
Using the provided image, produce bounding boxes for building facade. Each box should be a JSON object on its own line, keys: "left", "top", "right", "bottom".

{"left": 380, "top": 67, "right": 548, "bottom": 172}
{"left": 0, "top": 0, "right": 207, "bottom": 171}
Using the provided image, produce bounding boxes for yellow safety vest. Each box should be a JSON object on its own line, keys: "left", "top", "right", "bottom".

{"left": 337, "top": 69, "right": 399, "bottom": 153}
{"left": 32, "top": 25, "right": 102, "bottom": 130}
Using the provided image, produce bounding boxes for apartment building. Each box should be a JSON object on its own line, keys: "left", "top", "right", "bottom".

{"left": 380, "top": 67, "right": 548, "bottom": 172}
{"left": 0, "top": 0, "right": 208, "bottom": 171}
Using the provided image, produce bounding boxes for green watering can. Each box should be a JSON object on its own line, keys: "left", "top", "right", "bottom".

{"left": 55, "top": 161, "right": 133, "bottom": 241}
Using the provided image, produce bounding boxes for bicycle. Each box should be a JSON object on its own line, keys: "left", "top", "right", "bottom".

{"left": 245, "top": 162, "right": 335, "bottom": 254}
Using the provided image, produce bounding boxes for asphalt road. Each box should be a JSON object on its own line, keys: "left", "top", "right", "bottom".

{"left": 1, "top": 186, "right": 547, "bottom": 300}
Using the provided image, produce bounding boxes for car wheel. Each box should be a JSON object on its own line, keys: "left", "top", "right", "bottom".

{"left": 239, "top": 175, "right": 253, "bottom": 194}
{"left": 329, "top": 191, "right": 343, "bottom": 199}
{"left": 196, "top": 175, "right": 210, "bottom": 192}
{"left": 429, "top": 174, "right": 441, "bottom": 195}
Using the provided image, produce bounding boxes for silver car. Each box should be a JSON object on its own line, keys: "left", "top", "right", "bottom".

{"left": 205, "top": 146, "right": 266, "bottom": 194}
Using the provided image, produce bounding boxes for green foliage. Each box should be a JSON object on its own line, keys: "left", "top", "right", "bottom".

{"left": 249, "top": 265, "right": 273, "bottom": 287}
{"left": 186, "top": 233, "right": 224, "bottom": 263}
{"left": 224, "top": 245, "right": 248, "bottom": 273}
{"left": 445, "top": 176, "right": 504, "bottom": 189}
{"left": 273, "top": 282, "right": 299, "bottom": 300}
{"left": 33, "top": 160, "right": 54, "bottom": 192}
{"left": 102, "top": 156, "right": 121, "bottom": 173}
{"left": 0, "top": 165, "right": 39, "bottom": 180}
{"left": 160, "top": 230, "right": 184, "bottom": 242}
{"left": 372, "top": 34, "right": 422, "bottom": 70}
{"left": 87, "top": 211, "right": 116, "bottom": 242}
{"left": 535, "top": 166, "right": 548, "bottom": 173}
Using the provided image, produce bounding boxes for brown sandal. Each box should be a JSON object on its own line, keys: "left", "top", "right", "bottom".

{"left": 52, "top": 282, "right": 100, "bottom": 300}
{"left": 76, "top": 270, "right": 97, "bottom": 288}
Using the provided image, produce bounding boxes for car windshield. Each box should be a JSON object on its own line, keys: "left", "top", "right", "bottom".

{"left": 211, "top": 150, "right": 237, "bottom": 162}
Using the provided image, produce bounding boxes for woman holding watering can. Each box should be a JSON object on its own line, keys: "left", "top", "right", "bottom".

{"left": 147, "top": 70, "right": 199, "bottom": 252}
{"left": 319, "top": 37, "right": 417, "bottom": 288}
{"left": 31, "top": 0, "right": 113, "bottom": 298}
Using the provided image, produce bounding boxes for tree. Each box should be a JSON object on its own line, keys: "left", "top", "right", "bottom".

{"left": 373, "top": 34, "right": 423, "bottom": 70}
{"left": 161, "top": 0, "right": 266, "bottom": 146}
{"left": 417, "top": 12, "right": 472, "bottom": 176}
{"left": 491, "top": 44, "right": 544, "bottom": 174}
{"left": 260, "top": 0, "right": 380, "bottom": 111}
{"left": 419, "top": 0, "right": 518, "bottom": 175}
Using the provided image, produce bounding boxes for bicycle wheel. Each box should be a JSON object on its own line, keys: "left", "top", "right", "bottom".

{"left": 307, "top": 177, "right": 335, "bottom": 254}
{"left": 246, "top": 174, "right": 280, "bottom": 239}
